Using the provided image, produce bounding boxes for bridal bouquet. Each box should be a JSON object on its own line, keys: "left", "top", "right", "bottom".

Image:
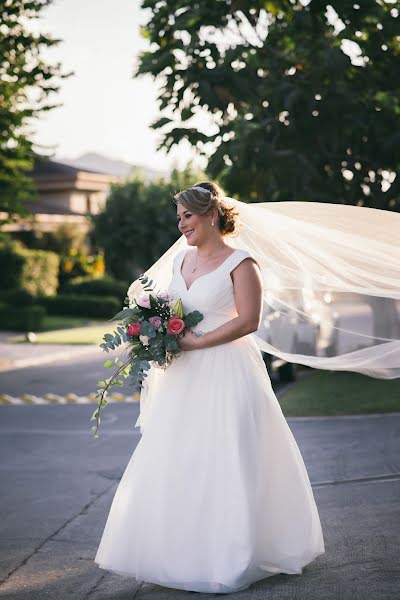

{"left": 90, "top": 273, "right": 203, "bottom": 437}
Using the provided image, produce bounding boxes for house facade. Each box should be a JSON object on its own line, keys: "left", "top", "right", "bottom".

{"left": 2, "top": 158, "right": 121, "bottom": 233}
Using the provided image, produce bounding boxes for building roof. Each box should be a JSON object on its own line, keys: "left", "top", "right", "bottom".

{"left": 32, "top": 157, "right": 112, "bottom": 178}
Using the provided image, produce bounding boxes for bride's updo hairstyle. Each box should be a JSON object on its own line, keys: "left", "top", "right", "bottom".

{"left": 174, "top": 181, "right": 240, "bottom": 237}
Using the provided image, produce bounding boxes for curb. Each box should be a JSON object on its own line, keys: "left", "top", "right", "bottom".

{"left": 0, "top": 392, "right": 140, "bottom": 405}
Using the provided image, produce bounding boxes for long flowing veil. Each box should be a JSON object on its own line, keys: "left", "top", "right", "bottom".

{"left": 127, "top": 198, "right": 400, "bottom": 430}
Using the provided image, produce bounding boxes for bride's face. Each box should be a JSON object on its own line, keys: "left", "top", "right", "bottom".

{"left": 177, "top": 203, "right": 212, "bottom": 245}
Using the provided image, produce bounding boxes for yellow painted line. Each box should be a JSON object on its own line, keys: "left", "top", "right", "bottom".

{"left": 43, "top": 394, "right": 66, "bottom": 404}
{"left": 0, "top": 395, "right": 23, "bottom": 405}
{"left": 0, "top": 393, "right": 140, "bottom": 405}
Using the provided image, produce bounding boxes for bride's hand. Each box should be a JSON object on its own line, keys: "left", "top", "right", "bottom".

{"left": 178, "top": 329, "right": 203, "bottom": 351}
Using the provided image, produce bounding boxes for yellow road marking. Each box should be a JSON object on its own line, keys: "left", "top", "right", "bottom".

{"left": 0, "top": 393, "right": 140, "bottom": 405}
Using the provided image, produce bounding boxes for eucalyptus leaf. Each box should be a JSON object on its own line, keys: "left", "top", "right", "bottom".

{"left": 90, "top": 408, "right": 99, "bottom": 421}
{"left": 117, "top": 326, "right": 128, "bottom": 342}
{"left": 140, "top": 320, "right": 157, "bottom": 338}
{"left": 184, "top": 310, "right": 204, "bottom": 328}
{"left": 110, "top": 307, "right": 139, "bottom": 321}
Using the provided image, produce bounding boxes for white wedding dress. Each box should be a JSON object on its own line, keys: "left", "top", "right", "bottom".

{"left": 94, "top": 247, "right": 325, "bottom": 593}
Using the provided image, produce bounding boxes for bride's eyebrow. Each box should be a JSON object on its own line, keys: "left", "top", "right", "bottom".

{"left": 177, "top": 211, "right": 191, "bottom": 219}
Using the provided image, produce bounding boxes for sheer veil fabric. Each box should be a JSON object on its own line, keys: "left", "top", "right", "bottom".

{"left": 127, "top": 199, "right": 400, "bottom": 431}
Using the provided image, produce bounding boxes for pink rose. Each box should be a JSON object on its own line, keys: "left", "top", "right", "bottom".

{"left": 158, "top": 291, "right": 169, "bottom": 301}
{"left": 149, "top": 316, "right": 162, "bottom": 330}
{"left": 127, "top": 322, "right": 141, "bottom": 336}
{"left": 167, "top": 317, "right": 185, "bottom": 335}
{"left": 136, "top": 294, "right": 151, "bottom": 309}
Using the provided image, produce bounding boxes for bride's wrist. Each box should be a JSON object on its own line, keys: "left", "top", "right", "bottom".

{"left": 191, "top": 330, "right": 207, "bottom": 349}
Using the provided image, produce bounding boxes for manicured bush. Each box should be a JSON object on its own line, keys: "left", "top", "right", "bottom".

{"left": 0, "top": 289, "right": 36, "bottom": 306}
{"left": 60, "top": 276, "right": 129, "bottom": 304}
{"left": 39, "top": 294, "right": 120, "bottom": 319}
{"left": 0, "top": 304, "right": 46, "bottom": 331}
{"left": 0, "top": 242, "right": 59, "bottom": 296}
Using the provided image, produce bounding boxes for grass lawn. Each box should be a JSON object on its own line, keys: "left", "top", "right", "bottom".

{"left": 279, "top": 369, "right": 400, "bottom": 417}
{"left": 38, "top": 315, "right": 91, "bottom": 331}
{"left": 11, "top": 320, "right": 114, "bottom": 345}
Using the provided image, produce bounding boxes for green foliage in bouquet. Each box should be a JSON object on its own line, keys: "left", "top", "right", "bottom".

{"left": 90, "top": 273, "right": 203, "bottom": 437}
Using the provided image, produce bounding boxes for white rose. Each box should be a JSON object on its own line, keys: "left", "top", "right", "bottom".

{"left": 139, "top": 335, "right": 150, "bottom": 347}
{"left": 158, "top": 290, "right": 169, "bottom": 301}
{"left": 136, "top": 293, "right": 151, "bottom": 309}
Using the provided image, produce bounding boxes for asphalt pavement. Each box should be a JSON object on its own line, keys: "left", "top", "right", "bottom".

{"left": 0, "top": 338, "right": 288, "bottom": 402}
{"left": 0, "top": 334, "right": 138, "bottom": 403}
{"left": 0, "top": 404, "right": 399, "bottom": 600}
{"left": 0, "top": 350, "right": 112, "bottom": 398}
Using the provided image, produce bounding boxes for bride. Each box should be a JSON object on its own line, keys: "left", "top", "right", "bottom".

{"left": 94, "top": 181, "right": 325, "bottom": 593}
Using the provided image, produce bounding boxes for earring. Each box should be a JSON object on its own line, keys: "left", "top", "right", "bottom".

{"left": 211, "top": 220, "right": 215, "bottom": 226}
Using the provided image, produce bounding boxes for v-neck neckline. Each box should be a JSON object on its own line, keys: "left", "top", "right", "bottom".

{"left": 179, "top": 248, "right": 238, "bottom": 292}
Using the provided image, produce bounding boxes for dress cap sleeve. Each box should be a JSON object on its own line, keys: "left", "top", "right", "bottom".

{"left": 227, "top": 249, "right": 259, "bottom": 274}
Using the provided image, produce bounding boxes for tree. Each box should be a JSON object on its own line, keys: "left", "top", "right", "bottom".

{"left": 0, "top": 0, "right": 70, "bottom": 222}
{"left": 136, "top": 0, "right": 400, "bottom": 208}
{"left": 92, "top": 165, "right": 205, "bottom": 281}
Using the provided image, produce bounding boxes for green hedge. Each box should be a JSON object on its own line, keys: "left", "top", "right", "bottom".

{"left": 0, "top": 303, "right": 46, "bottom": 331}
{"left": 39, "top": 294, "right": 120, "bottom": 319}
{"left": 0, "top": 243, "right": 59, "bottom": 296}
{"left": 60, "top": 275, "right": 129, "bottom": 303}
{"left": 0, "top": 289, "right": 36, "bottom": 306}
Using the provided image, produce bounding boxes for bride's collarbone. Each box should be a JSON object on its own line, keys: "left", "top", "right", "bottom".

{"left": 181, "top": 248, "right": 236, "bottom": 287}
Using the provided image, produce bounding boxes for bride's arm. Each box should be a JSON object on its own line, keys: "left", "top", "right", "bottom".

{"left": 179, "top": 258, "right": 263, "bottom": 351}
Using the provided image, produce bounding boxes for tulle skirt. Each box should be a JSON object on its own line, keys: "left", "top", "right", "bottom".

{"left": 94, "top": 334, "right": 324, "bottom": 593}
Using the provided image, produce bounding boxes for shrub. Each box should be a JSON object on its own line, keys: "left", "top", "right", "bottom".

{"left": 59, "top": 251, "right": 105, "bottom": 286}
{"left": 0, "top": 304, "right": 46, "bottom": 331}
{"left": 0, "top": 241, "right": 59, "bottom": 296}
{"left": 0, "top": 289, "right": 36, "bottom": 306}
{"left": 39, "top": 294, "right": 120, "bottom": 319}
{"left": 60, "top": 276, "right": 129, "bottom": 304}
{"left": 15, "top": 223, "right": 89, "bottom": 255}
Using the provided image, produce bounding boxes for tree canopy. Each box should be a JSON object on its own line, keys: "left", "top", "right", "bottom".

{"left": 0, "top": 0, "right": 70, "bottom": 222}
{"left": 92, "top": 165, "right": 205, "bottom": 281}
{"left": 136, "top": 0, "right": 400, "bottom": 209}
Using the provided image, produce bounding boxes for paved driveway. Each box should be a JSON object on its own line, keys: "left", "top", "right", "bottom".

{"left": 0, "top": 404, "right": 399, "bottom": 599}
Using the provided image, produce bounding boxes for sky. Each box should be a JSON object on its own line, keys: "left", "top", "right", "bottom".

{"left": 30, "top": 0, "right": 199, "bottom": 172}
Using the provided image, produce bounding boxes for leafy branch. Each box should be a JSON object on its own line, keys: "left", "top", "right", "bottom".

{"left": 90, "top": 357, "right": 132, "bottom": 438}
